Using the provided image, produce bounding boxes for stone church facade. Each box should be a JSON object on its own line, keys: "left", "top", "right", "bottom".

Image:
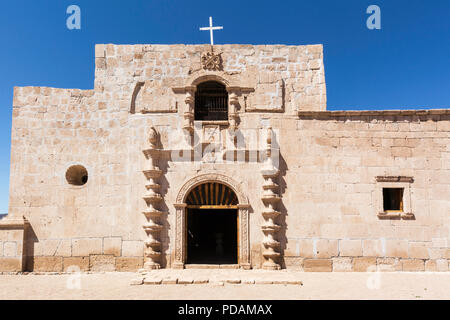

{"left": 0, "top": 43, "right": 449, "bottom": 272}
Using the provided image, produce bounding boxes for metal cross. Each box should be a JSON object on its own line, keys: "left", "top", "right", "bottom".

{"left": 199, "top": 16, "right": 223, "bottom": 45}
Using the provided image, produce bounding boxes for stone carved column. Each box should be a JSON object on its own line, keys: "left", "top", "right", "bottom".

{"left": 142, "top": 127, "right": 164, "bottom": 269}
{"left": 228, "top": 91, "right": 239, "bottom": 130}
{"left": 173, "top": 203, "right": 187, "bottom": 269}
{"left": 260, "top": 127, "right": 281, "bottom": 270}
{"left": 183, "top": 86, "right": 196, "bottom": 134}
{"left": 238, "top": 204, "right": 251, "bottom": 269}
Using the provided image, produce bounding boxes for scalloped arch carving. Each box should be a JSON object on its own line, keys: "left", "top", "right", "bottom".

{"left": 176, "top": 172, "right": 249, "bottom": 205}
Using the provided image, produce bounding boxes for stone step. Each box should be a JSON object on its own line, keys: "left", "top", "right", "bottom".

{"left": 137, "top": 275, "right": 303, "bottom": 286}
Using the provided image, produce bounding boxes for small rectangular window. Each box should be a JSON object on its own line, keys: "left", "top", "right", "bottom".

{"left": 383, "top": 188, "right": 404, "bottom": 212}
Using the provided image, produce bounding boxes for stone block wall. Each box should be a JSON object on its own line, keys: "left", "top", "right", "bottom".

{"left": 280, "top": 111, "right": 450, "bottom": 271}
{"left": 2, "top": 44, "right": 449, "bottom": 272}
{"left": 92, "top": 43, "right": 326, "bottom": 115}
{"left": 0, "top": 218, "right": 27, "bottom": 271}
{"left": 28, "top": 237, "right": 144, "bottom": 272}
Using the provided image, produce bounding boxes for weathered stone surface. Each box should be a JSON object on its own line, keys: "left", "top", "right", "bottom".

{"left": 3, "top": 242, "right": 17, "bottom": 257}
{"left": 425, "top": 259, "right": 449, "bottom": 272}
{"left": 284, "top": 257, "right": 304, "bottom": 270}
{"left": 143, "top": 277, "right": 162, "bottom": 285}
{"left": 122, "top": 241, "right": 144, "bottom": 257}
{"left": 55, "top": 240, "right": 72, "bottom": 257}
{"left": 0, "top": 219, "right": 26, "bottom": 272}
{"left": 103, "top": 237, "right": 122, "bottom": 257}
{"left": 339, "top": 240, "right": 362, "bottom": 257}
{"left": 226, "top": 279, "right": 241, "bottom": 284}
{"left": 255, "top": 280, "right": 273, "bottom": 284}
{"left": 377, "top": 258, "right": 402, "bottom": 272}
{"left": 177, "top": 277, "right": 194, "bottom": 284}
{"left": 130, "top": 278, "right": 144, "bottom": 285}
{"left": 63, "top": 257, "right": 89, "bottom": 272}
{"left": 242, "top": 279, "right": 255, "bottom": 284}
{"left": 0, "top": 258, "right": 22, "bottom": 272}
{"left": 332, "top": 258, "right": 352, "bottom": 272}
{"left": 385, "top": 240, "right": 409, "bottom": 258}
{"left": 316, "top": 239, "right": 338, "bottom": 258}
{"left": 303, "top": 259, "right": 332, "bottom": 272}
{"left": 401, "top": 259, "right": 425, "bottom": 272}
{"left": 193, "top": 278, "right": 209, "bottom": 284}
{"left": 298, "top": 239, "right": 314, "bottom": 258}
{"left": 115, "top": 257, "right": 143, "bottom": 272}
{"left": 89, "top": 255, "right": 115, "bottom": 272}
{"left": 285, "top": 280, "right": 303, "bottom": 285}
{"left": 162, "top": 277, "right": 178, "bottom": 284}
{"left": 408, "top": 242, "right": 429, "bottom": 259}
{"left": 72, "top": 239, "right": 103, "bottom": 257}
{"left": 134, "top": 81, "right": 177, "bottom": 114}
{"left": 33, "top": 257, "right": 63, "bottom": 272}
{"left": 353, "top": 257, "right": 377, "bottom": 272}
{"left": 362, "top": 240, "right": 383, "bottom": 257}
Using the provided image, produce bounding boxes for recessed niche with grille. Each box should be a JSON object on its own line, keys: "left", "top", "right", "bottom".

{"left": 194, "top": 81, "right": 228, "bottom": 121}
{"left": 66, "top": 165, "right": 88, "bottom": 186}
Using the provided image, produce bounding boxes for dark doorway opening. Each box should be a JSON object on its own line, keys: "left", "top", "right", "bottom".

{"left": 186, "top": 209, "right": 238, "bottom": 264}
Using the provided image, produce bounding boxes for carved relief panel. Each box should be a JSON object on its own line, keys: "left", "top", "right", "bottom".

{"left": 131, "top": 81, "right": 178, "bottom": 114}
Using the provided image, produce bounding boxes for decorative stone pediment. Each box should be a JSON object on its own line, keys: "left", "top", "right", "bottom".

{"left": 175, "top": 172, "right": 249, "bottom": 205}
{"left": 131, "top": 81, "right": 177, "bottom": 114}
{"left": 201, "top": 50, "right": 223, "bottom": 71}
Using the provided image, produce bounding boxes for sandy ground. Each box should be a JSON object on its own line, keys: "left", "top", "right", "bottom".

{"left": 0, "top": 272, "right": 449, "bottom": 300}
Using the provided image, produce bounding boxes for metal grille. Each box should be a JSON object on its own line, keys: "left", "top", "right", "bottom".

{"left": 195, "top": 81, "right": 228, "bottom": 121}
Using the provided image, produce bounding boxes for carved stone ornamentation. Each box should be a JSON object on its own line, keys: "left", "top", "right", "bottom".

{"left": 201, "top": 51, "right": 223, "bottom": 71}
{"left": 183, "top": 87, "right": 196, "bottom": 134}
{"left": 142, "top": 127, "right": 165, "bottom": 270}
{"left": 228, "top": 91, "right": 240, "bottom": 130}
{"left": 260, "top": 127, "right": 282, "bottom": 270}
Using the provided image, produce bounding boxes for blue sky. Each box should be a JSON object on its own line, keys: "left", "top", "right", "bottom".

{"left": 0, "top": 0, "right": 449, "bottom": 213}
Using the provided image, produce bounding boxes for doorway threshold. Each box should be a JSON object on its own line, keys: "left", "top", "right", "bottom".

{"left": 185, "top": 264, "right": 239, "bottom": 269}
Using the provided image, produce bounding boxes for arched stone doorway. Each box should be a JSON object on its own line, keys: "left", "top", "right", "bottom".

{"left": 173, "top": 173, "right": 251, "bottom": 269}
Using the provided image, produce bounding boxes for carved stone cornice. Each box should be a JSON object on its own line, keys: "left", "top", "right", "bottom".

{"left": 298, "top": 109, "right": 450, "bottom": 120}
{"left": 173, "top": 85, "right": 254, "bottom": 95}
{"left": 226, "top": 86, "right": 255, "bottom": 94}
{"left": 173, "top": 203, "right": 187, "bottom": 209}
{"left": 0, "top": 217, "right": 30, "bottom": 229}
{"left": 376, "top": 176, "right": 414, "bottom": 183}
{"left": 172, "top": 86, "right": 197, "bottom": 94}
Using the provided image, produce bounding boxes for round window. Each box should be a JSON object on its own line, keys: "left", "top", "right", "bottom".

{"left": 65, "top": 165, "right": 88, "bottom": 186}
